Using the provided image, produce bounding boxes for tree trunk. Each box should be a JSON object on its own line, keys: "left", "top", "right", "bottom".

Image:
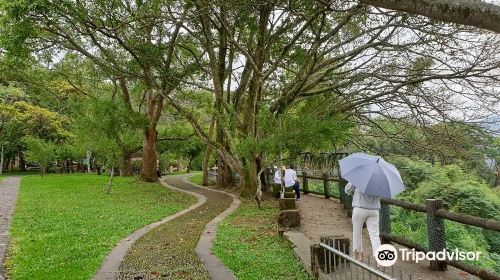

{"left": 19, "top": 152, "right": 26, "bottom": 172}
{"left": 120, "top": 151, "right": 133, "bottom": 176}
{"left": 255, "top": 165, "right": 265, "bottom": 208}
{"left": 87, "top": 150, "right": 92, "bottom": 173}
{"left": 8, "top": 156, "right": 14, "bottom": 172}
{"left": 0, "top": 145, "right": 3, "bottom": 175}
{"left": 40, "top": 165, "right": 46, "bottom": 177}
{"left": 240, "top": 158, "right": 258, "bottom": 198}
{"left": 361, "top": 0, "right": 500, "bottom": 34}
{"left": 187, "top": 156, "right": 192, "bottom": 173}
{"left": 201, "top": 147, "right": 213, "bottom": 185}
{"left": 202, "top": 113, "right": 216, "bottom": 186}
{"left": 256, "top": 156, "right": 268, "bottom": 193}
{"left": 494, "top": 168, "right": 500, "bottom": 188}
{"left": 106, "top": 165, "right": 115, "bottom": 194}
{"left": 140, "top": 126, "right": 158, "bottom": 182}
{"left": 4, "top": 158, "right": 10, "bottom": 172}
{"left": 217, "top": 155, "right": 233, "bottom": 189}
{"left": 214, "top": 121, "right": 234, "bottom": 188}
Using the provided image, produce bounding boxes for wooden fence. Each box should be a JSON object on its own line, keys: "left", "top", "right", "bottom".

{"left": 265, "top": 169, "right": 500, "bottom": 280}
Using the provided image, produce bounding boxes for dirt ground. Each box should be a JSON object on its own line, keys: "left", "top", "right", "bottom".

{"left": 296, "top": 193, "right": 480, "bottom": 280}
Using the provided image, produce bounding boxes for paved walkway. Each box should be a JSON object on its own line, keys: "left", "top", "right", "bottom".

{"left": 0, "top": 177, "right": 20, "bottom": 280}
{"left": 94, "top": 176, "right": 207, "bottom": 280}
{"left": 115, "top": 175, "right": 238, "bottom": 280}
{"left": 295, "top": 194, "right": 479, "bottom": 280}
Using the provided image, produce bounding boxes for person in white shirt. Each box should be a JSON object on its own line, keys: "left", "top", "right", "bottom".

{"left": 345, "top": 182, "right": 381, "bottom": 266}
{"left": 273, "top": 166, "right": 283, "bottom": 184}
{"left": 284, "top": 164, "right": 300, "bottom": 200}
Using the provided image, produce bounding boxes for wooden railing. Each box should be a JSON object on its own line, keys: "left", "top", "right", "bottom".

{"left": 265, "top": 169, "right": 500, "bottom": 280}
{"left": 379, "top": 198, "right": 500, "bottom": 280}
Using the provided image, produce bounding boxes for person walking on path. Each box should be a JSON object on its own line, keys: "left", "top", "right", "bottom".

{"left": 284, "top": 164, "right": 300, "bottom": 200}
{"left": 339, "top": 153, "right": 405, "bottom": 269}
{"left": 345, "top": 182, "right": 381, "bottom": 263}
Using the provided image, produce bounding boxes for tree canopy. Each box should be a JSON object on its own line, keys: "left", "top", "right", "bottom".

{"left": 0, "top": 0, "right": 498, "bottom": 196}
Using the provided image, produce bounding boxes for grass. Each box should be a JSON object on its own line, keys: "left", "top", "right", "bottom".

{"left": 0, "top": 170, "right": 39, "bottom": 178}
{"left": 189, "top": 172, "right": 204, "bottom": 185}
{"left": 306, "top": 179, "right": 340, "bottom": 197}
{"left": 165, "top": 170, "right": 201, "bottom": 176}
{"left": 6, "top": 174, "right": 196, "bottom": 280}
{"left": 213, "top": 199, "right": 313, "bottom": 280}
{"left": 187, "top": 172, "right": 215, "bottom": 187}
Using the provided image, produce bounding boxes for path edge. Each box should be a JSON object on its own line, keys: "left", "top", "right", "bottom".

{"left": 183, "top": 176, "right": 241, "bottom": 280}
{"left": 0, "top": 176, "right": 21, "bottom": 280}
{"left": 93, "top": 179, "right": 207, "bottom": 280}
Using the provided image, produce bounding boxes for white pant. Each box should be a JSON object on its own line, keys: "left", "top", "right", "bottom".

{"left": 352, "top": 207, "right": 381, "bottom": 257}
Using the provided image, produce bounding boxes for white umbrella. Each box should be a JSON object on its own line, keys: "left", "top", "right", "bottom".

{"left": 339, "top": 153, "right": 405, "bottom": 198}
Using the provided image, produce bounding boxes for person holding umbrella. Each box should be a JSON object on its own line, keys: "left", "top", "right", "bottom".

{"left": 339, "top": 153, "right": 405, "bottom": 265}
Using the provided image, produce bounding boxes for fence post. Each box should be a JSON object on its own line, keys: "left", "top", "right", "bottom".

{"left": 426, "top": 199, "right": 447, "bottom": 271}
{"left": 379, "top": 203, "right": 392, "bottom": 243}
{"left": 338, "top": 178, "right": 352, "bottom": 216}
{"left": 302, "top": 171, "right": 309, "bottom": 194}
{"left": 338, "top": 178, "right": 346, "bottom": 205}
{"left": 323, "top": 173, "right": 330, "bottom": 199}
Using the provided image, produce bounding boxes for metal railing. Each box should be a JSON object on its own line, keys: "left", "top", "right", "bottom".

{"left": 315, "top": 240, "right": 413, "bottom": 280}
{"left": 264, "top": 167, "right": 500, "bottom": 279}
{"left": 379, "top": 199, "right": 500, "bottom": 280}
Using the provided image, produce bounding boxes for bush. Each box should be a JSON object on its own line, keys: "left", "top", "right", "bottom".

{"left": 23, "top": 136, "right": 57, "bottom": 176}
{"left": 389, "top": 156, "right": 436, "bottom": 191}
{"left": 391, "top": 157, "right": 500, "bottom": 273}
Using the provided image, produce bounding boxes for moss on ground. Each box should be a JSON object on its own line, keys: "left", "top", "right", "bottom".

{"left": 118, "top": 176, "right": 232, "bottom": 280}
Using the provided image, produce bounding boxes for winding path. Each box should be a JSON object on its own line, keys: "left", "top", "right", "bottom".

{"left": 0, "top": 177, "right": 20, "bottom": 280}
{"left": 95, "top": 174, "right": 239, "bottom": 280}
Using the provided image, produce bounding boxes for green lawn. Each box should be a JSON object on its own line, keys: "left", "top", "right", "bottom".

{"left": 6, "top": 174, "right": 196, "bottom": 280}
{"left": 189, "top": 173, "right": 203, "bottom": 185}
{"left": 306, "top": 179, "right": 340, "bottom": 198}
{"left": 165, "top": 170, "right": 201, "bottom": 176}
{"left": 213, "top": 199, "right": 313, "bottom": 280}
{"left": 187, "top": 172, "right": 215, "bottom": 187}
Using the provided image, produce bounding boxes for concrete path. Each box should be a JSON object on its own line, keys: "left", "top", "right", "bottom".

{"left": 183, "top": 177, "right": 240, "bottom": 280}
{"left": 294, "top": 193, "right": 480, "bottom": 280}
{"left": 284, "top": 230, "right": 312, "bottom": 274}
{"left": 96, "top": 174, "right": 239, "bottom": 280}
{"left": 94, "top": 177, "right": 207, "bottom": 280}
{"left": 0, "top": 177, "right": 20, "bottom": 280}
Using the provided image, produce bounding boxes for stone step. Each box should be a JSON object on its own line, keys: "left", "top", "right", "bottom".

{"left": 279, "top": 198, "right": 296, "bottom": 210}
{"left": 277, "top": 209, "right": 300, "bottom": 229}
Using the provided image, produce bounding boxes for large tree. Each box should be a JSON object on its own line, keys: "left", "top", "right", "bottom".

{"left": 167, "top": 0, "right": 500, "bottom": 196}
{"left": 1, "top": 0, "right": 191, "bottom": 181}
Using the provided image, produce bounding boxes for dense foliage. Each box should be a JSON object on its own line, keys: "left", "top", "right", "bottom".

{"left": 390, "top": 157, "right": 500, "bottom": 272}
{"left": 0, "top": 0, "right": 498, "bottom": 276}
